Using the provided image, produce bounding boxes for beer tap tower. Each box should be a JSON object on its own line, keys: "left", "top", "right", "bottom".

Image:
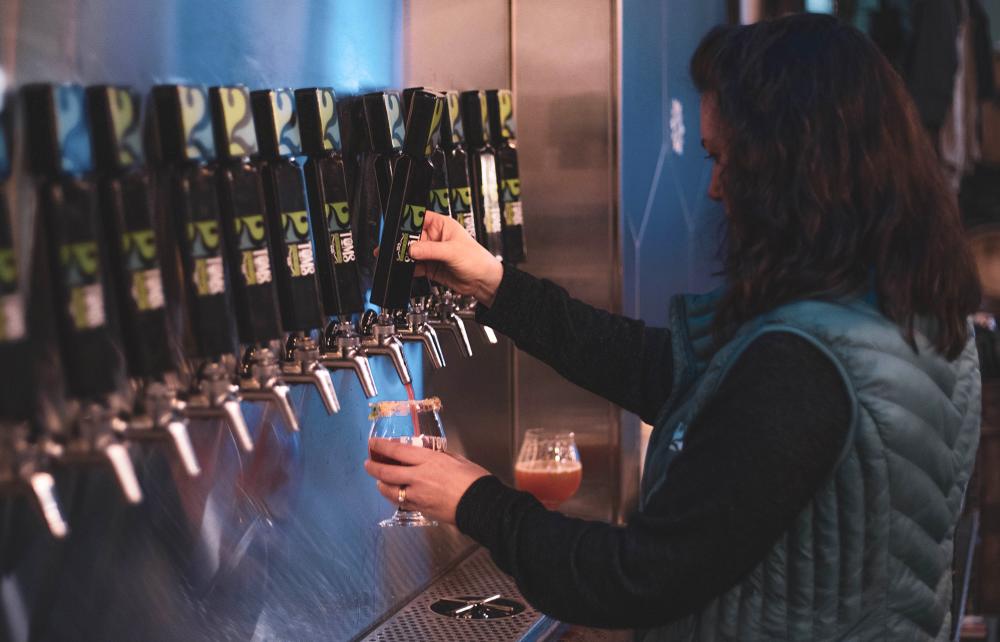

{"left": 85, "top": 85, "right": 200, "bottom": 476}
{"left": 361, "top": 90, "right": 445, "bottom": 372}
{"left": 150, "top": 84, "right": 253, "bottom": 453}
{"left": 22, "top": 83, "right": 143, "bottom": 503}
{"left": 294, "top": 87, "right": 378, "bottom": 398}
{"left": 401, "top": 87, "right": 473, "bottom": 359}
{"left": 207, "top": 85, "right": 299, "bottom": 430}
{"left": 0, "top": 95, "right": 68, "bottom": 536}
{"left": 248, "top": 88, "right": 339, "bottom": 415}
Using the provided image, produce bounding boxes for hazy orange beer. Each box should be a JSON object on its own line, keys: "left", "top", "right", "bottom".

{"left": 514, "top": 429, "right": 582, "bottom": 509}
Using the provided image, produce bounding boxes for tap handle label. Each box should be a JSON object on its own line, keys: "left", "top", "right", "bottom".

{"left": 251, "top": 89, "right": 302, "bottom": 159}
{"left": 23, "top": 84, "right": 94, "bottom": 176}
{"left": 209, "top": 86, "right": 259, "bottom": 160}
{"left": 152, "top": 85, "right": 217, "bottom": 165}
{"left": 262, "top": 161, "right": 323, "bottom": 332}
{"left": 86, "top": 85, "right": 144, "bottom": 172}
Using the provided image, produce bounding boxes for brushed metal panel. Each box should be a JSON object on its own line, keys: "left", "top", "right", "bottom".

{"left": 403, "top": 0, "right": 510, "bottom": 90}
{"left": 512, "top": 0, "right": 621, "bottom": 522}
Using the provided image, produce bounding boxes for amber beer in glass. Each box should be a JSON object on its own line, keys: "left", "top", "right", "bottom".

{"left": 368, "top": 397, "right": 446, "bottom": 527}
{"left": 514, "top": 429, "right": 582, "bottom": 509}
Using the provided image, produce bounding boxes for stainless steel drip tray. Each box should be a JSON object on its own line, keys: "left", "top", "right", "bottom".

{"left": 359, "top": 548, "right": 558, "bottom": 642}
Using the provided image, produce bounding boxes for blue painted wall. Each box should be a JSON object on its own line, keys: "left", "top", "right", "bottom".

{"left": 620, "top": 0, "right": 728, "bottom": 327}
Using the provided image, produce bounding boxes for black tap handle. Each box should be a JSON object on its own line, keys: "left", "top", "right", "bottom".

{"left": 86, "top": 85, "right": 177, "bottom": 379}
{"left": 251, "top": 89, "right": 324, "bottom": 333}
{"left": 209, "top": 86, "right": 283, "bottom": 344}
{"left": 460, "top": 90, "right": 503, "bottom": 257}
{"left": 22, "top": 84, "right": 125, "bottom": 399}
{"left": 296, "top": 88, "right": 365, "bottom": 317}
{"left": 151, "top": 84, "right": 239, "bottom": 361}
{"left": 370, "top": 91, "right": 441, "bottom": 310}
{"left": 440, "top": 92, "right": 478, "bottom": 241}
{"left": 486, "top": 89, "right": 526, "bottom": 264}
{"left": 0, "top": 100, "right": 33, "bottom": 420}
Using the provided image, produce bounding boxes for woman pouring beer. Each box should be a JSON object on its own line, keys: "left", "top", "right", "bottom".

{"left": 365, "top": 13, "right": 981, "bottom": 640}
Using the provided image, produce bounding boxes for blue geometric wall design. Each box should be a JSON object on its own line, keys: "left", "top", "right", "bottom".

{"left": 621, "top": 0, "right": 728, "bottom": 327}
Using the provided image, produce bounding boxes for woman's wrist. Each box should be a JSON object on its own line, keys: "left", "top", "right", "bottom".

{"left": 473, "top": 257, "right": 504, "bottom": 308}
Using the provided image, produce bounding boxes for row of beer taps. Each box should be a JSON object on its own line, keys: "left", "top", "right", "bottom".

{"left": 0, "top": 82, "right": 523, "bottom": 540}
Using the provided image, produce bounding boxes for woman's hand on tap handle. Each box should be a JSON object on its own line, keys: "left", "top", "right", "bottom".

{"left": 409, "top": 211, "right": 503, "bottom": 307}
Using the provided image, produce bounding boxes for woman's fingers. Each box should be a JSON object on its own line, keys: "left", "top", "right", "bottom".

{"left": 364, "top": 459, "right": 414, "bottom": 485}
{"left": 407, "top": 238, "right": 453, "bottom": 263}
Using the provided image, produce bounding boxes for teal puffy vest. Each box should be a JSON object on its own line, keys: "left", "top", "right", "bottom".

{"left": 639, "top": 291, "right": 981, "bottom": 641}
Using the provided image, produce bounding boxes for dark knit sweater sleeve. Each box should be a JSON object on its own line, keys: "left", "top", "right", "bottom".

{"left": 476, "top": 264, "right": 673, "bottom": 423}
{"left": 455, "top": 331, "right": 851, "bottom": 629}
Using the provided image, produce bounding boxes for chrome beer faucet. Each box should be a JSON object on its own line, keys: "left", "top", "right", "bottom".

{"left": 124, "top": 377, "right": 200, "bottom": 477}
{"left": 456, "top": 295, "right": 499, "bottom": 344}
{"left": 237, "top": 345, "right": 298, "bottom": 431}
{"left": 395, "top": 296, "right": 447, "bottom": 369}
{"left": 0, "top": 422, "right": 69, "bottom": 538}
{"left": 183, "top": 359, "right": 254, "bottom": 453}
{"left": 281, "top": 333, "right": 340, "bottom": 415}
{"left": 427, "top": 287, "right": 474, "bottom": 358}
{"left": 322, "top": 317, "right": 378, "bottom": 398}
{"left": 360, "top": 310, "right": 413, "bottom": 386}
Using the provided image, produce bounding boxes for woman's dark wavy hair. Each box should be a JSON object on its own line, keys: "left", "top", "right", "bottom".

{"left": 691, "top": 13, "right": 980, "bottom": 359}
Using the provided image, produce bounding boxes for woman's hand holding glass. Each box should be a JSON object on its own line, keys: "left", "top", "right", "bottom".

{"left": 365, "top": 439, "right": 490, "bottom": 526}
{"left": 408, "top": 211, "right": 504, "bottom": 307}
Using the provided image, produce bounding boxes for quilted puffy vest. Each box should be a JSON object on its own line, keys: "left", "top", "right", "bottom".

{"left": 639, "top": 291, "right": 981, "bottom": 641}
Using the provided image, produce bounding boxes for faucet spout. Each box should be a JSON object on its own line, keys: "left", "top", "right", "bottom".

{"left": 124, "top": 380, "right": 201, "bottom": 477}
{"left": 239, "top": 345, "right": 300, "bottom": 431}
{"left": 0, "top": 424, "right": 69, "bottom": 538}
{"left": 184, "top": 360, "right": 254, "bottom": 453}
{"left": 360, "top": 310, "right": 414, "bottom": 386}
{"left": 282, "top": 334, "right": 340, "bottom": 415}
{"left": 322, "top": 319, "right": 379, "bottom": 398}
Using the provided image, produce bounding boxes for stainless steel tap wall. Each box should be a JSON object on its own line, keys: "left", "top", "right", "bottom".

{"left": 0, "top": 2, "right": 490, "bottom": 641}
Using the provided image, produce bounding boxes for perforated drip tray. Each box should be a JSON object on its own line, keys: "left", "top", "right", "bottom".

{"left": 360, "top": 548, "right": 557, "bottom": 641}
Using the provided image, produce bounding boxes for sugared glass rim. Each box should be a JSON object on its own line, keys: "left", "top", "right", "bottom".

{"left": 369, "top": 397, "right": 442, "bottom": 419}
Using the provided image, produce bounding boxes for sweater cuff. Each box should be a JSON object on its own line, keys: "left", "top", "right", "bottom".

{"left": 455, "top": 475, "right": 520, "bottom": 543}
{"left": 475, "top": 262, "right": 532, "bottom": 329}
